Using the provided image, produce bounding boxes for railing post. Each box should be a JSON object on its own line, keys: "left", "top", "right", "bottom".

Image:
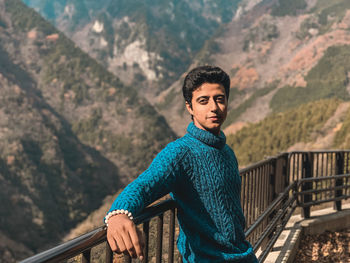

{"left": 302, "top": 152, "right": 313, "bottom": 219}
{"left": 266, "top": 159, "right": 278, "bottom": 245}
{"left": 156, "top": 215, "right": 164, "bottom": 263}
{"left": 105, "top": 242, "right": 113, "bottom": 263}
{"left": 82, "top": 249, "right": 91, "bottom": 263}
{"left": 168, "top": 208, "right": 175, "bottom": 263}
{"left": 280, "top": 153, "right": 289, "bottom": 217}
{"left": 334, "top": 152, "right": 344, "bottom": 211}
{"left": 282, "top": 153, "right": 289, "bottom": 188}
{"left": 269, "top": 159, "right": 277, "bottom": 202}
{"left": 143, "top": 221, "right": 150, "bottom": 262}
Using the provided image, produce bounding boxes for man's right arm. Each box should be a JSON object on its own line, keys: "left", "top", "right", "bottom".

{"left": 105, "top": 142, "right": 188, "bottom": 259}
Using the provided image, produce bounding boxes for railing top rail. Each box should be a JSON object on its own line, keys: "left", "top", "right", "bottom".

{"left": 239, "top": 152, "right": 288, "bottom": 174}
{"left": 20, "top": 227, "right": 106, "bottom": 263}
{"left": 297, "top": 173, "right": 350, "bottom": 184}
{"left": 288, "top": 150, "right": 350, "bottom": 154}
{"left": 20, "top": 199, "right": 177, "bottom": 263}
{"left": 240, "top": 149, "right": 350, "bottom": 174}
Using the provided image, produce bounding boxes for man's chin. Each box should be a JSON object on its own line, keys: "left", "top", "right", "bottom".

{"left": 205, "top": 125, "right": 221, "bottom": 135}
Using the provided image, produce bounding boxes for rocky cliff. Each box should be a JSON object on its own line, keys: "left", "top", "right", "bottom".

{"left": 0, "top": 0, "right": 176, "bottom": 261}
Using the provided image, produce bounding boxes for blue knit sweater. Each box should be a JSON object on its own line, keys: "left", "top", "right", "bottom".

{"left": 107, "top": 122, "right": 258, "bottom": 262}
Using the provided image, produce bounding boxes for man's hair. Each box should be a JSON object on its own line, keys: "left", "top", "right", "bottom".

{"left": 182, "top": 65, "right": 230, "bottom": 107}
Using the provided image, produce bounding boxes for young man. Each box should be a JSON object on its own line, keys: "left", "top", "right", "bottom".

{"left": 105, "top": 66, "right": 258, "bottom": 262}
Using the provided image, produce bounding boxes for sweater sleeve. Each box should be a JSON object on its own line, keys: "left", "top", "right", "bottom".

{"left": 106, "top": 141, "right": 188, "bottom": 218}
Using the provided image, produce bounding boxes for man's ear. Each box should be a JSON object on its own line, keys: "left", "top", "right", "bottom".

{"left": 185, "top": 102, "right": 193, "bottom": 115}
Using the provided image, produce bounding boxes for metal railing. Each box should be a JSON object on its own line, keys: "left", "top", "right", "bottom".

{"left": 21, "top": 150, "right": 350, "bottom": 263}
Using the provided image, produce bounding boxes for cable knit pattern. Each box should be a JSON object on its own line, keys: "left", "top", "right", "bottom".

{"left": 107, "top": 122, "right": 258, "bottom": 262}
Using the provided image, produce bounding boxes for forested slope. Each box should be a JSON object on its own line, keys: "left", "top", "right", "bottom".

{"left": 0, "top": 0, "right": 176, "bottom": 261}
{"left": 227, "top": 99, "right": 342, "bottom": 166}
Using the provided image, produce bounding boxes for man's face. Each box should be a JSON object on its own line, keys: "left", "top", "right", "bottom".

{"left": 186, "top": 82, "right": 228, "bottom": 135}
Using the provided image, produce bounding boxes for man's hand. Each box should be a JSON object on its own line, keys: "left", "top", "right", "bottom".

{"left": 107, "top": 214, "right": 145, "bottom": 260}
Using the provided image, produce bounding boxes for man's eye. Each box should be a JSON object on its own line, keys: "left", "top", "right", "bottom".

{"left": 216, "top": 97, "right": 225, "bottom": 103}
{"left": 198, "top": 99, "right": 207, "bottom": 104}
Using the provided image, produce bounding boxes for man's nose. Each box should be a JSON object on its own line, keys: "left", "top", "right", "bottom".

{"left": 209, "top": 99, "right": 219, "bottom": 111}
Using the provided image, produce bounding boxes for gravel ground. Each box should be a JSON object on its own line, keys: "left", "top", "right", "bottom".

{"left": 295, "top": 229, "right": 350, "bottom": 262}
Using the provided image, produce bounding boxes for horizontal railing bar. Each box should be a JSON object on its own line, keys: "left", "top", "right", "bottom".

{"left": 299, "top": 195, "right": 350, "bottom": 207}
{"left": 258, "top": 204, "right": 297, "bottom": 262}
{"left": 253, "top": 198, "right": 296, "bottom": 251}
{"left": 289, "top": 150, "right": 349, "bottom": 154}
{"left": 245, "top": 182, "right": 296, "bottom": 238}
{"left": 297, "top": 174, "right": 350, "bottom": 184}
{"left": 20, "top": 199, "right": 177, "bottom": 263}
{"left": 241, "top": 150, "right": 350, "bottom": 175}
{"left": 296, "top": 185, "right": 350, "bottom": 195}
{"left": 239, "top": 149, "right": 349, "bottom": 175}
{"left": 20, "top": 227, "right": 106, "bottom": 263}
{"left": 240, "top": 155, "right": 283, "bottom": 174}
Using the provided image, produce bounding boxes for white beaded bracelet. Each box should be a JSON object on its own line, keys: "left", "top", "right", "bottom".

{"left": 104, "top": 209, "right": 133, "bottom": 226}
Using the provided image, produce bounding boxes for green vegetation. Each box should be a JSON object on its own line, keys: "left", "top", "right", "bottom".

{"left": 227, "top": 87, "right": 244, "bottom": 105}
{"left": 22, "top": 0, "right": 242, "bottom": 93}
{"left": 6, "top": 1, "right": 106, "bottom": 106}
{"left": 296, "top": 16, "right": 320, "bottom": 39}
{"left": 271, "top": 45, "right": 350, "bottom": 112}
{"left": 156, "top": 88, "right": 177, "bottom": 110}
{"left": 243, "top": 20, "right": 279, "bottom": 52}
{"left": 103, "top": 0, "right": 241, "bottom": 90}
{"left": 224, "top": 81, "right": 279, "bottom": 128}
{"left": 313, "top": 0, "right": 350, "bottom": 24}
{"left": 41, "top": 30, "right": 135, "bottom": 107}
{"left": 317, "top": 0, "right": 350, "bottom": 34}
{"left": 334, "top": 107, "right": 350, "bottom": 149}
{"left": 5, "top": 0, "right": 56, "bottom": 34}
{"left": 2, "top": 0, "right": 178, "bottom": 256}
{"left": 195, "top": 37, "right": 221, "bottom": 65}
{"left": 297, "top": 0, "right": 350, "bottom": 38}
{"left": 7, "top": 0, "right": 133, "bottom": 106}
{"left": 227, "top": 99, "right": 340, "bottom": 166}
{"left": 311, "top": 0, "right": 346, "bottom": 12}
{"left": 72, "top": 108, "right": 134, "bottom": 156}
{"left": 271, "top": 0, "right": 307, "bottom": 17}
{"left": 72, "top": 108, "right": 103, "bottom": 144}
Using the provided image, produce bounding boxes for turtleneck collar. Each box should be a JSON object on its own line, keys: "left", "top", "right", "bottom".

{"left": 187, "top": 122, "right": 226, "bottom": 149}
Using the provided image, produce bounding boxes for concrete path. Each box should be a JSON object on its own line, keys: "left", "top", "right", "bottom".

{"left": 264, "top": 203, "right": 350, "bottom": 263}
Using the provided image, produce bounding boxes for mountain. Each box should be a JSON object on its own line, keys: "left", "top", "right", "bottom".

{"left": 22, "top": 0, "right": 243, "bottom": 101}
{"left": 5, "top": 0, "right": 350, "bottom": 260}
{"left": 0, "top": 0, "right": 176, "bottom": 261}
{"left": 22, "top": 0, "right": 350, "bottom": 136}
{"left": 154, "top": 0, "right": 350, "bottom": 134}
{"left": 226, "top": 99, "right": 346, "bottom": 165}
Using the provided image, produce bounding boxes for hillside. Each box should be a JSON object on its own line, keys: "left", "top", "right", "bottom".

{"left": 22, "top": 0, "right": 243, "bottom": 100}
{"left": 155, "top": 0, "right": 350, "bottom": 135}
{"left": 21, "top": 0, "right": 350, "bottom": 136}
{"left": 4, "top": 0, "right": 350, "bottom": 261}
{"left": 227, "top": 99, "right": 350, "bottom": 166}
{"left": 0, "top": 0, "right": 176, "bottom": 261}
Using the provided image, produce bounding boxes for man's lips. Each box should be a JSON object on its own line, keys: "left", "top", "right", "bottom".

{"left": 208, "top": 116, "right": 221, "bottom": 120}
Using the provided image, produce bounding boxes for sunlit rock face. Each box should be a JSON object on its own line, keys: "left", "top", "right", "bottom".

{"left": 21, "top": 0, "right": 243, "bottom": 98}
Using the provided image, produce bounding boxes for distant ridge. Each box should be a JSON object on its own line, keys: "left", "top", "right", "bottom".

{"left": 0, "top": 0, "right": 176, "bottom": 261}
